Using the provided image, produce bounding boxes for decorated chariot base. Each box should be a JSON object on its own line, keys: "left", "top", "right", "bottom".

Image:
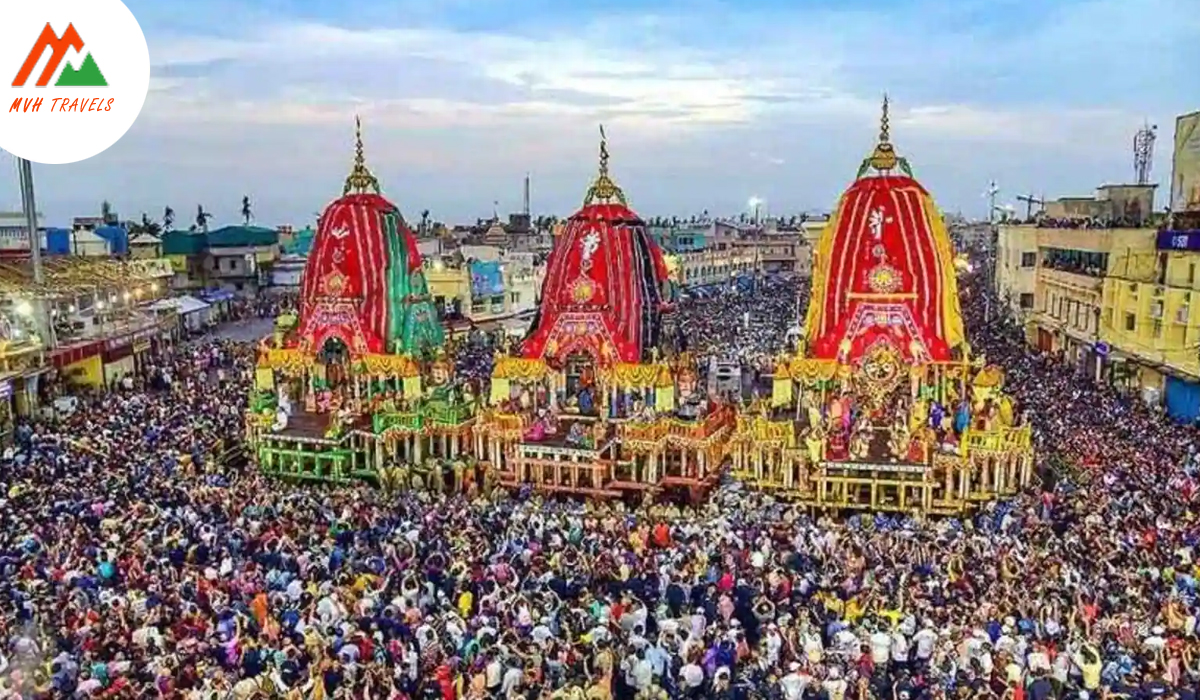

{"left": 245, "top": 109, "right": 1032, "bottom": 514}
{"left": 246, "top": 119, "right": 491, "bottom": 495}
{"left": 730, "top": 98, "right": 1033, "bottom": 513}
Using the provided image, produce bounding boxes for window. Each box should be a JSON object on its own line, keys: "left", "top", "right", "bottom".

{"left": 1125, "top": 313, "right": 1136, "bottom": 331}
{"left": 1019, "top": 293, "right": 1034, "bottom": 309}
{"left": 1021, "top": 252, "right": 1037, "bottom": 268}
{"left": 1190, "top": 263, "right": 1196, "bottom": 286}
{"left": 510, "top": 292, "right": 521, "bottom": 305}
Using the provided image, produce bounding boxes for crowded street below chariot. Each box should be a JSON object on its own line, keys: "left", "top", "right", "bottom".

{"left": 0, "top": 267, "right": 1197, "bottom": 700}
{"left": 0, "top": 9, "right": 1193, "bottom": 694}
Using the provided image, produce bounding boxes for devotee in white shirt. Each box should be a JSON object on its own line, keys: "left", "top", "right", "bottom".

{"left": 870, "top": 627, "right": 892, "bottom": 666}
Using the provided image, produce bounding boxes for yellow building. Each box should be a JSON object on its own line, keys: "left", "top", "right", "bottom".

{"left": 1022, "top": 227, "right": 1156, "bottom": 382}
{"left": 676, "top": 246, "right": 758, "bottom": 287}
{"left": 1101, "top": 237, "right": 1200, "bottom": 408}
{"left": 424, "top": 254, "right": 543, "bottom": 334}
{"left": 995, "top": 225, "right": 1039, "bottom": 322}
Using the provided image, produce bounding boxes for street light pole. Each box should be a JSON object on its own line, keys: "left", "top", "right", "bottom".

{"left": 18, "top": 158, "right": 42, "bottom": 286}
{"left": 17, "top": 157, "right": 54, "bottom": 348}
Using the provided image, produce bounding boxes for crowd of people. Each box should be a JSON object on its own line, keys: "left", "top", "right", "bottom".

{"left": 664, "top": 277, "right": 803, "bottom": 366}
{"left": 0, "top": 271, "right": 1199, "bottom": 700}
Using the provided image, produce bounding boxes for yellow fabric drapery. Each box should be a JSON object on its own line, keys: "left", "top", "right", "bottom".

{"left": 771, "top": 377, "right": 793, "bottom": 407}
{"left": 261, "top": 348, "right": 312, "bottom": 374}
{"left": 655, "top": 385, "right": 675, "bottom": 412}
{"left": 785, "top": 358, "right": 839, "bottom": 382}
{"left": 920, "top": 192, "right": 966, "bottom": 352}
{"left": 804, "top": 199, "right": 844, "bottom": 342}
{"left": 255, "top": 368, "right": 275, "bottom": 391}
{"left": 361, "top": 353, "right": 420, "bottom": 377}
{"left": 604, "top": 362, "right": 673, "bottom": 389}
{"left": 493, "top": 357, "right": 549, "bottom": 382}
{"left": 490, "top": 377, "right": 512, "bottom": 405}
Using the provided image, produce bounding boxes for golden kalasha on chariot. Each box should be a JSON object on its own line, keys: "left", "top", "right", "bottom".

{"left": 247, "top": 118, "right": 484, "bottom": 492}
{"left": 731, "top": 97, "right": 1033, "bottom": 513}
{"left": 480, "top": 128, "right": 734, "bottom": 498}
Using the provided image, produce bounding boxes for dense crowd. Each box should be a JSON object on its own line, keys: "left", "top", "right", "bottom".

{"left": 1030, "top": 217, "right": 1150, "bottom": 230}
{"left": 664, "top": 277, "right": 803, "bottom": 366}
{"left": 1, "top": 273, "right": 1199, "bottom": 700}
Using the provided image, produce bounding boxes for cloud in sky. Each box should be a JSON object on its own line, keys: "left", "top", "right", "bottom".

{"left": 6, "top": 0, "right": 1197, "bottom": 226}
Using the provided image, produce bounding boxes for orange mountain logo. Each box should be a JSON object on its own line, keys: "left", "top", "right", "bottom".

{"left": 12, "top": 22, "right": 108, "bottom": 87}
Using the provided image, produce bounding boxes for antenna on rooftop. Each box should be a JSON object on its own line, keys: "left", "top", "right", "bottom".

{"left": 985, "top": 181, "right": 1000, "bottom": 225}
{"left": 1133, "top": 122, "right": 1157, "bottom": 186}
{"left": 1016, "top": 193, "right": 1046, "bottom": 221}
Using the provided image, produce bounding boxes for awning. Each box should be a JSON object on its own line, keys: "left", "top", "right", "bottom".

{"left": 149, "top": 295, "right": 211, "bottom": 315}
{"left": 199, "top": 289, "right": 235, "bottom": 302}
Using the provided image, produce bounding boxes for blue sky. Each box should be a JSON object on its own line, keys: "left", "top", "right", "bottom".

{"left": 4, "top": 0, "right": 1197, "bottom": 227}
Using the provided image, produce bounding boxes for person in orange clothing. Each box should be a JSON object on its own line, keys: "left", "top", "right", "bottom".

{"left": 651, "top": 521, "right": 670, "bottom": 548}
{"left": 251, "top": 591, "right": 269, "bottom": 630}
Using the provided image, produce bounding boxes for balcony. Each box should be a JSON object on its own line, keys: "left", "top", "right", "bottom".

{"left": 1037, "top": 266, "right": 1103, "bottom": 293}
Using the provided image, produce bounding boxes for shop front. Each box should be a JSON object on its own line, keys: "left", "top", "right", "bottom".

{"left": 199, "top": 289, "right": 236, "bottom": 322}
{"left": 102, "top": 326, "right": 164, "bottom": 387}
{"left": 51, "top": 340, "right": 106, "bottom": 389}
{"left": 0, "top": 379, "right": 13, "bottom": 441}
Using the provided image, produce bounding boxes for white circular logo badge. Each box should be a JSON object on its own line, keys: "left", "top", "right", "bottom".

{"left": 0, "top": 0, "right": 149, "bottom": 165}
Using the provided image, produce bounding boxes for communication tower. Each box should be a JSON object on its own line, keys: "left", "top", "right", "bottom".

{"left": 1134, "top": 122, "right": 1157, "bottom": 186}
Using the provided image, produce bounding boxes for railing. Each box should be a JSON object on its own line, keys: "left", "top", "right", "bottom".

{"left": 963, "top": 424, "right": 1032, "bottom": 453}
{"left": 668, "top": 406, "right": 735, "bottom": 441}
{"left": 619, "top": 420, "right": 669, "bottom": 444}
{"left": 424, "top": 401, "right": 475, "bottom": 425}
{"left": 373, "top": 411, "right": 423, "bottom": 433}
{"left": 617, "top": 407, "right": 736, "bottom": 446}
{"left": 734, "top": 415, "right": 794, "bottom": 443}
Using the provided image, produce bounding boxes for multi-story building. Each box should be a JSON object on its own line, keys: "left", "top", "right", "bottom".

{"left": 795, "top": 219, "right": 827, "bottom": 278}
{"left": 675, "top": 246, "right": 758, "bottom": 288}
{"left": 1025, "top": 227, "right": 1156, "bottom": 384}
{"left": 163, "top": 226, "right": 280, "bottom": 295}
{"left": 995, "top": 225, "right": 1040, "bottom": 323}
{"left": 1101, "top": 229, "right": 1200, "bottom": 416}
{"left": 1042, "top": 184, "right": 1158, "bottom": 227}
{"left": 650, "top": 225, "right": 708, "bottom": 253}
{"left": 733, "top": 231, "right": 804, "bottom": 276}
{"left": 423, "top": 246, "right": 544, "bottom": 335}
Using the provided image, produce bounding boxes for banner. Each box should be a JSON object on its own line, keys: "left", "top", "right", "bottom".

{"left": 469, "top": 261, "right": 505, "bottom": 299}
{"left": 255, "top": 368, "right": 275, "bottom": 392}
{"left": 1172, "top": 111, "right": 1200, "bottom": 213}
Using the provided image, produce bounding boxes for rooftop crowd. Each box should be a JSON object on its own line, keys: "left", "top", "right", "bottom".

{"left": 0, "top": 270, "right": 1198, "bottom": 700}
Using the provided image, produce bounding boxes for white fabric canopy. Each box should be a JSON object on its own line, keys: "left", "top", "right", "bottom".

{"left": 149, "top": 295, "right": 210, "bottom": 315}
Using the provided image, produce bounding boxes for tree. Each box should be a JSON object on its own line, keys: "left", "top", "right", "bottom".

{"left": 195, "top": 204, "right": 212, "bottom": 233}
{"left": 241, "top": 196, "right": 252, "bottom": 225}
{"left": 163, "top": 206, "right": 175, "bottom": 231}
{"left": 137, "top": 213, "right": 162, "bottom": 239}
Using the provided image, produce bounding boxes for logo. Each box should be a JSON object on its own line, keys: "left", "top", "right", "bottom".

{"left": 0, "top": 0, "right": 149, "bottom": 164}
{"left": 13, "top": 23, "right": 108, "bottom": 88}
